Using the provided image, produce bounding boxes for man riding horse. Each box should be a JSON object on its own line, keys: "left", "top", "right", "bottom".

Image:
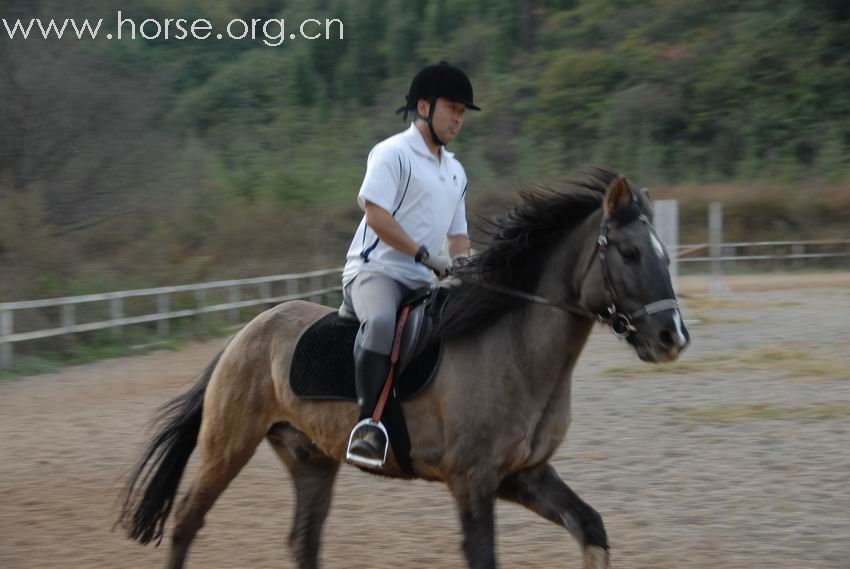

{"left": 339, "top": 61, "right": 479, "bottom": 465}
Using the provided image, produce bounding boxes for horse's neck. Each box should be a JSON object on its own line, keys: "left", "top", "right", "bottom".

{"left": 522, "top": 218, "right": 597, "bottom": 389}
{"left": 511, "top": 306, "right": 593, "bottom": 401}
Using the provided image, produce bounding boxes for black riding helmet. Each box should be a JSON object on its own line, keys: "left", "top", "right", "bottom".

{"left": 395, "top": 61, "right": 481, "bottom": 147}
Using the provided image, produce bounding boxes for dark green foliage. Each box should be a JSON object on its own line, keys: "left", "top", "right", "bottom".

{"left": 88, "top": 0, "right": 849, "bottom": 186}
{"left": 3, "top": 0, "right": 850, "bottom": 303}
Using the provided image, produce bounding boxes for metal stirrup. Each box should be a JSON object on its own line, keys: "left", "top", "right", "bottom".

{"left": 346, "top": 419, "right": 389, "bottom": 468}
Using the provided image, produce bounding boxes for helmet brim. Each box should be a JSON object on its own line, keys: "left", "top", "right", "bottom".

{"left": 444, "top": 97, "right": 481, "bottom": 111}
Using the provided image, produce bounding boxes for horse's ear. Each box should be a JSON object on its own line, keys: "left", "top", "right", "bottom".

{"left": 638, "top": 186, "right": 654, "bottom": 219}
{"left": 604, "top": 175, "right": 633, "bottom": 216}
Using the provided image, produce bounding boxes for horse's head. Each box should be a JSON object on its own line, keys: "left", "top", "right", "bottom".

{"left": 579, "top": 175, "right": 690, "bottom": 363}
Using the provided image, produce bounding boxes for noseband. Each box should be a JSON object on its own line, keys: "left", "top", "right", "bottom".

{"left": 457, "top": 209, "right": 680, "bottom": 340}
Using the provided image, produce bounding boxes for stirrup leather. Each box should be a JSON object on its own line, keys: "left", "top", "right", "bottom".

{"left": 346, "top": 418, "right": 389, "bottom": 468}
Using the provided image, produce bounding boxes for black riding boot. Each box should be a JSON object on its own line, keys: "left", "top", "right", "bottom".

{"left": 347, "top": 346, "right": 392, "bottom": 462}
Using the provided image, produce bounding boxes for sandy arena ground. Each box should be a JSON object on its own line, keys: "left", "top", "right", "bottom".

{"left": 1, "top": 274, "right": 849, "bottom": 568}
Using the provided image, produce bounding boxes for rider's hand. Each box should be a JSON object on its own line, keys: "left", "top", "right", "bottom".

{"left": 423, "top": 254, "right": 452, "bottom": 278}
{"left": 415, "top": 245, "right": 452, "bottom": 278}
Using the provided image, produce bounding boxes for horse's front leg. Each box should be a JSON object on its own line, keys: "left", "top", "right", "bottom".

{"left": 449, "top": 474, "right": 498, "bottom": 569}
{"left": 498, "top": 462, "right": 610, "bottom": 569}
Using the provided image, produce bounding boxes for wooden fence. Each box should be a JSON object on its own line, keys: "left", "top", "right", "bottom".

{"left": 674, "top": 239, "right": 850, "bottom": 264}
{"left": 0, "top": 268, "right": 343, "bottom": 369}
{"left": 2, "top": 238, "right": 850, "bottom": 369}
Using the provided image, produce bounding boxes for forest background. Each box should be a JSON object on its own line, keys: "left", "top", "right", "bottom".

{"left": 2, "top": 0, "right": 849, "bottom": 302}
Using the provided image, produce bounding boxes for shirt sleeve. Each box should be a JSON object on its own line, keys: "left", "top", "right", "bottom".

{"left": 448, "top": 181, "right": 469, "bottom": 236}
{"left": 357, "top": 144, "right": 402, "bottom": 213}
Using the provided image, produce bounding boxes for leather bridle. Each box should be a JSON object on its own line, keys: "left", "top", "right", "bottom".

{"left": 590, "top": 213, "right": 680, "bottom": 338}
{"left": 455, "top": 210, "right": 680, "bottom": 340}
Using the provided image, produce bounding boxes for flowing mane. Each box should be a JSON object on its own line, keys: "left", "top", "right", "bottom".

{"left": 437, "top": 168, "right": 628, "bottom": 340}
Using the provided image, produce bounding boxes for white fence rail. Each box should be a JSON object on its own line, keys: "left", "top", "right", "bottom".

{"left": 2, "top": 237, "right": 850, "bottom": 370}
{"left": 673, "top": 239, "right": 850, "bottom": 263}
{"left": 0, "top": 267, "right": 343, "bottom": 369}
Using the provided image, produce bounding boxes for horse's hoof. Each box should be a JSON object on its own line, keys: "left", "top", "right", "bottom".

{"left": 584, "top": 545, "right": 610, "bottom": 569}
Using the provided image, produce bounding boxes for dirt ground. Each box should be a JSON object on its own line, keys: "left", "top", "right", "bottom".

{"left": 1, "top": 274, "right": 849, "bottom": 569}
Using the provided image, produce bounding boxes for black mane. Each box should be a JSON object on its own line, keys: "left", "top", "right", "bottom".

{"left": 437, "top": 168, "right": 625, "bottom": 340}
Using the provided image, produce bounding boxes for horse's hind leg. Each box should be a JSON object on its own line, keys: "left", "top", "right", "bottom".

{"left": 167, "top": 413, "right": 268, "bottom": 568}
{"left": 498, "top": 462, "right": 610, "bottom": 569}
{"left": 267, "top": 422, "right": 340, "bottom": 569}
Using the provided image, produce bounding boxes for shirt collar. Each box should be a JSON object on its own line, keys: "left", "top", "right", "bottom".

{"left": 403, "top": 122, "right": 454, "bottom": 161}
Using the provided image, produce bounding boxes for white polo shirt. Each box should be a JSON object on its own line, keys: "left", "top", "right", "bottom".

{"left": 341, "top": 123, "right": 469, "bottom": 289}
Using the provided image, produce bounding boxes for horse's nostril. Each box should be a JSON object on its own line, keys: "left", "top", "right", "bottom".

{"left": 659, "top": 329, "right": 675, "bottom": 348}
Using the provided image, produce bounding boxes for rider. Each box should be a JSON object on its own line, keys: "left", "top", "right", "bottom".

{"left": 339, "top": 61, "right": 479, "bottom": 465}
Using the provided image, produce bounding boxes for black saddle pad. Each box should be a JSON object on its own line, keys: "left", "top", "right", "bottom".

{"left": 289, "top": 311, "right": 442, "bottom": 401}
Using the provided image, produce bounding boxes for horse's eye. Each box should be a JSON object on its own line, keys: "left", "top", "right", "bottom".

{"left": 621, "top": 247, "right": 641, "bottom": 263}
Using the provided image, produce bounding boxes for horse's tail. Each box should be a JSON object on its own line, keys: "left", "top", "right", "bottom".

{"left": 118, "top": 342, "right": 229, "bottom": 545}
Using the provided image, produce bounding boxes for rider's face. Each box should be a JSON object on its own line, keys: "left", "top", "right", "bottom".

{"left": 422, "top": 97, "right": 465, "bottom": 144}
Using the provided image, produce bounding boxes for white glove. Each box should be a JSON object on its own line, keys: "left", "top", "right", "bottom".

{"left": 415, "top": 245, "right": 452, "bottom": 278}
{"left": 423, "top": 254, "right": 452, "bottom": 278}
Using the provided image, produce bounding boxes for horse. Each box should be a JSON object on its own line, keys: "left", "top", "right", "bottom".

{"left": 119, "top": 168, "right": 690, "bottom": 569}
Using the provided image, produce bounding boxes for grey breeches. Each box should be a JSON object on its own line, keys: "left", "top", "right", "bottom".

{"left": 338, "top": 272, "right": 413, "bottom": 356}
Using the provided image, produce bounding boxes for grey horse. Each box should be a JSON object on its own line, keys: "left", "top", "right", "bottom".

{"left": 119, "top": 168, "right": 690, "bottom": 569}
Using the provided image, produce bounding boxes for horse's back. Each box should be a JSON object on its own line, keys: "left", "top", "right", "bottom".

{"left": 265, "top": 299, "right": 336, "bottom": 342}
{"left": 262, "top": 299, "right": 336, "bottom": 389}
{"left": 204, "top": 300, "right": 334, "bottom": 421}
{"left": 255, "top": 301, "right": 353, "bottom": 427}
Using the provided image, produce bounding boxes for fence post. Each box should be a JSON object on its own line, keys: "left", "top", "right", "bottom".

{"left": 61, "top": 303, "right": 76, "bottom": 350}
{"left": 311, "top": 275, "right": 323, "bottom": 304}
{"left": 709, "top": 202, "right": 728, "bottom": 295}
{"left": 110, "top": 298, "right": 124, "bottom": 340}
{"left": 228, "top": 286, "right": 240, "bottom": 323}
{"left": 0, "top": 309, "right": 12, "bottom": 369}
{"left": 259, "top": 282, "right": 272, "bottom": 308}
{"left": 287, "top": 278, "right": 299, "bottom": 300}
{"left": 791, "top": 243, "right": 805, "bottom": 270}
{"left": 193, "top": 289, "right": 207, "bottom": 332}
{"left": 655, "top": 200, "right": 679, "bottom": 290}
{"left": 157, "top": 293, "right": 170, "bottom": 336}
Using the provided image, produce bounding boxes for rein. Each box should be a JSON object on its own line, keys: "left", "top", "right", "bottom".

{"left": 454, "top": 277, "right": 598, "bottom": 320}
{"left": 455, "top": 211, "right": 679, "bottom": 340}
